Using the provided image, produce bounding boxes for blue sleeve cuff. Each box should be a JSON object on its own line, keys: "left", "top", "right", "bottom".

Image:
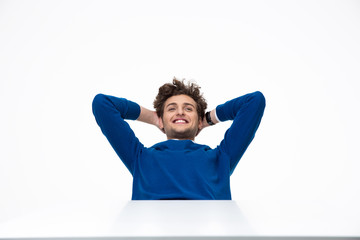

{"left": 124, "top": 99, "right": 141, "bottom": 120}
{"left": 215, "top": 104, "right": 228, "bottom": 122}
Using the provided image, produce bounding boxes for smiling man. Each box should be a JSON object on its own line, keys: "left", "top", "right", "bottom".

{"left": 159, "top": 94, "right": 202, "bottom": 140}
{"left": 92, "top": 78, "right": 265, "bottom": 200}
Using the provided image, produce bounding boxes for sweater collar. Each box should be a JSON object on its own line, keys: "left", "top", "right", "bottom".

{"left": 151, "top": 139, "right": 205, "bottom": 151}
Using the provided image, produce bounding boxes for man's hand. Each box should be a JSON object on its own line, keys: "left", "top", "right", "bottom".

{"left": 202, "top": 109, "right": 219, "bottom": 128}
{"left": 196, "top": 109, "right": 218, "bottom": 136}
{"left": 137, "top": 106, "right": 165, "bottom": 134}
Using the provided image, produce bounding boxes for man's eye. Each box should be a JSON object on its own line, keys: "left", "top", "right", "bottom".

{"left": 168, "top": 108, "right": 176, "bottom": 111}
{"left": 185, "top": 107, "right": 193, "bottom": 111}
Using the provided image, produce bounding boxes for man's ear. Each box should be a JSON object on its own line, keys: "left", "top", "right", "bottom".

{"left": 196, "top": 117, "right": 203, "bottom": 136}
{"left": 159, "top": 117, "right": 165, "bottom": 133}
{"left": 198, "top": 118, "right": 203, "bottom": 130}
{"left": 159, "top": 117, "right": 163, "bottom": 129}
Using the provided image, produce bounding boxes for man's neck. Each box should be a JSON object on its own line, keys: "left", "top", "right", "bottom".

{"left": 167, "top": 137, "right": 195, "bottom": 141}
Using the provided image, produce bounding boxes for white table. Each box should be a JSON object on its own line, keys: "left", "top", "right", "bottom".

{"left": 1, "top": 200, "right": 359, "bottom": 239}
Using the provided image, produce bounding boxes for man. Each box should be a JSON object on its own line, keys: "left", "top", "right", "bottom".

{"left": 92, "top": 78, "right": 265, "bottom": 200}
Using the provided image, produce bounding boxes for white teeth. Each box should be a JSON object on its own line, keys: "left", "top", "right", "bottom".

{"left": 175, "top": 120, "right": 186, "bottom": 123}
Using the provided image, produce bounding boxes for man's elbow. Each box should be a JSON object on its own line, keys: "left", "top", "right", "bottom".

{"left": 92, "top": 93, "right": 107, "bottom": 115}
{"left": 253, "top": 91, "right": 266, "bottom": 109}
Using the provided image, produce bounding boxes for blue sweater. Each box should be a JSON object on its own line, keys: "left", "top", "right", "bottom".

{"left": 92, "top": 92, "right": 265, "bottom": 200}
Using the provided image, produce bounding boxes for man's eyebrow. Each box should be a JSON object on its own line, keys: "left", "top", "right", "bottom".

{"left": 165, "top": 102, "right": 195, "bottom": 108}
{"left": 183, "top": 103, "right": 195, "bottom": 107}
{"left": 166, "top": 103, "right": 177, "bottom": 108}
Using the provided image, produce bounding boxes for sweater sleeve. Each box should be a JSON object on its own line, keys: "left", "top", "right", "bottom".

{"left": 92, "top": 93, "right": 144, "bottom": 175}
{"left": 216, "top": 91, "right": 266, "bottom": 175}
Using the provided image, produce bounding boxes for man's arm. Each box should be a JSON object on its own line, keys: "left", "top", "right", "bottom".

{"left": 214, "top": 91, "right": 266, "bottom": 175}
{"left": 200, "top": 109, "right": 220, "bottom": 129}
{"left": 137, "top": 106, "right": 163, "bottom": 132}
{"left": 92, "top": 94, "right": 145, "bottom": 174}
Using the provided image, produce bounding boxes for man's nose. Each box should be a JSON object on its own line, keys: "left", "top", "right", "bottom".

{"left": 176, "top": 108, "right": 184, "bottom": 115}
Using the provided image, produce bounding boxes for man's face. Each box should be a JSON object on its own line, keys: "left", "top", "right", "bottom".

{"left": 159, "top": 94, "right": 202, "bottom": 140}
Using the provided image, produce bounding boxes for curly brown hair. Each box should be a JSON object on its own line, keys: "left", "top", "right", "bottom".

{"left": 153, "top": 77, "right": 207, "bottom": 120}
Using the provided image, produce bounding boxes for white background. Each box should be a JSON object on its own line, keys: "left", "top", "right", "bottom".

{"left": 1, "top": 0, "right": 359, "bottom": 229}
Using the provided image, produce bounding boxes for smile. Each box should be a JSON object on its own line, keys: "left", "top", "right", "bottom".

{"left": 173, "top": 119, "right": 188, "bottom": 124}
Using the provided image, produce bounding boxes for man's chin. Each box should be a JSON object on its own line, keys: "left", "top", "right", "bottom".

{"left": 166, "top": 129, "right": 197, "bottom": 140}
